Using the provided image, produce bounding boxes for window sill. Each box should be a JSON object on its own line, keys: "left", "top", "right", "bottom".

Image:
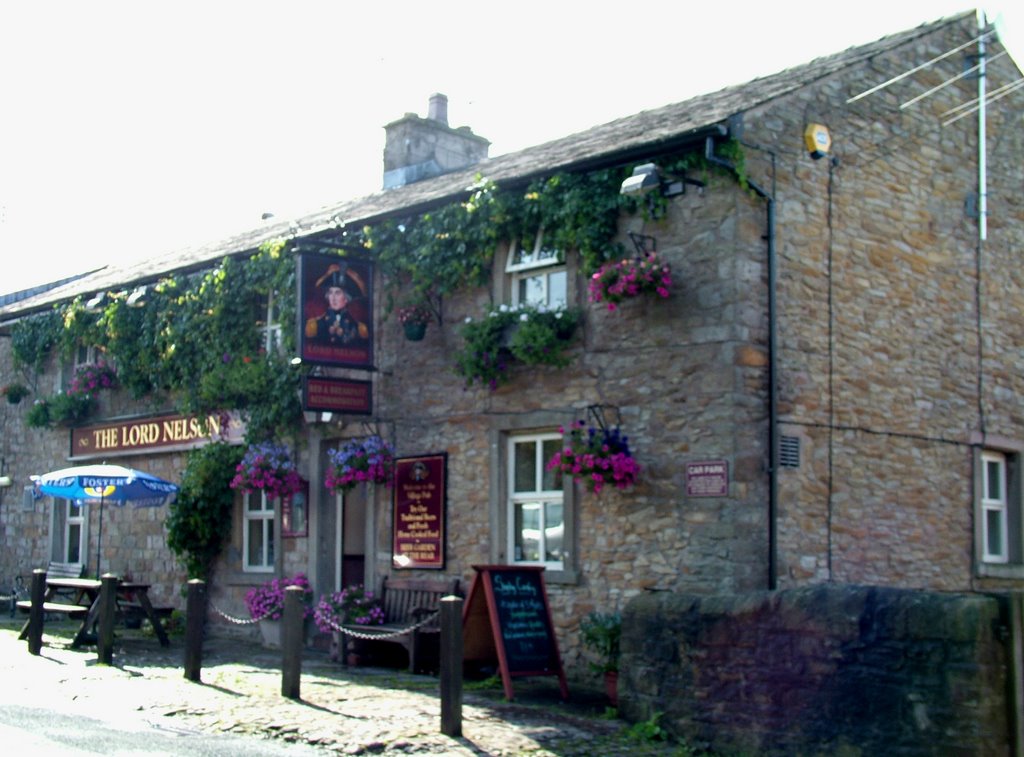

{"left": 224, "top": 569, "right": 274, "bottom": 585}
{"left": 976, "top": 563, "right": 1024, "bottom": 580}
{"left": 541, "top": 569, "right": 579, "bottom": 586}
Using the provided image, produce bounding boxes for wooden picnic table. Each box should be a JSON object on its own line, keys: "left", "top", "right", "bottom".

{"left": 18, "top": 576, "right": 170, "bottom": 648}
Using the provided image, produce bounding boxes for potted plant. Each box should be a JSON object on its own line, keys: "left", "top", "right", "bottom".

{"left": 580, "top": 611, "right": 622, "bottom": 705}
{"left": 546, "top": 419, "right": 640, "bottom": 494}
{"left": 244, "top": 572, "right": 313, "bottom": 647}
{"left": 229, "top": 441, "right": 302, "bottom": 499}
{"left": 454, "top": 303, "right": 581, "bottom": 390}
{"left": 588, "top": 251, "right": 672, "bottom": 311}
{"left": 325, "top": 435, "right": 395, "bottom": 493}
{"left": 397, "top": 303, "right": 432, "bottom": 341}
{"left": 314, "top": 584, "right": 386, "bottom": 664}
{"left": 2, "top": 382, "right": 30, "bottom": 405}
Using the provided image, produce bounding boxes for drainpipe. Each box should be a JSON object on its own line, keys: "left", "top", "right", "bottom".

{"left": 705, "top": 136, "right": 779, "bottom": 591}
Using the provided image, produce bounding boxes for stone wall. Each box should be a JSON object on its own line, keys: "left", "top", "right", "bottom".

{"left": 622, "top": 585, "right": 1014, "bottom": 756}
{"left": 748, "top": 15, "right": 1024, "bottom": 591}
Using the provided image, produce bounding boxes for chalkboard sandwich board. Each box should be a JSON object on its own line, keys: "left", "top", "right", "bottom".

{"left": 461, "top": 565, "right": 568, "bottom": 701}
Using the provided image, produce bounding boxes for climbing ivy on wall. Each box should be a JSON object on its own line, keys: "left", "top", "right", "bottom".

{"left": 360, "top": 168, "right": 641, "bottom": 313}
{"left": 165, "top": 441, "right": 246, "bottom": 580}
{"left": 12, "top": 240, "right": 301, "bottom": 443}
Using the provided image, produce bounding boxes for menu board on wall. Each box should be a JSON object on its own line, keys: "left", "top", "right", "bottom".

{"left": 461, "top": 565, "right": 568, "bottom": 701}
{"left": 392, "top": 454, "right": 446, "bottom": 569}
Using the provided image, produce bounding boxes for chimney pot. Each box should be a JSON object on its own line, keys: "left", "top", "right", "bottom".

{"left": 428, "top": 93, "right": 448, "bottom": 126}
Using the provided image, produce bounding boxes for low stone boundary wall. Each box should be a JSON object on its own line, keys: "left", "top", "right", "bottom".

{"left": 621, "top": 585, "right": 1014, "bottom": 756}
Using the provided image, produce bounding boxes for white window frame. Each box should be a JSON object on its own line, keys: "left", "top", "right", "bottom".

{"left": 73, "top": 344, "right": 98, "bottom": 371}
{"left": 982, "top": 450, "right": 1009, "bottom": 564}
{"left": 505, "top": 230, "right": 567, "bottom": 309}
{"left": 261, "top": 291, "right": 283, "bottom": 355}
{"left": 50, "top": 498, "right": 87, "bottom": 567}
{"left": 65, "top": 344, "right": 102, "bottom": 393}
{"left": 243, "top": 491, "right": 275, "bottom": 573}
{"left": 507, "top": 431, "right": 565, "bottom": 570}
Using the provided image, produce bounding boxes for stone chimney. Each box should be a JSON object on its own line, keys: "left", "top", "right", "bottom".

{"left": 382, "top": 93, "right": 490, "bottom": 190}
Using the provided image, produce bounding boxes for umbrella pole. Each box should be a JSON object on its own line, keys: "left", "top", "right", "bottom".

{"left": 95, "top": 493, "right": 104, "bottom": 578}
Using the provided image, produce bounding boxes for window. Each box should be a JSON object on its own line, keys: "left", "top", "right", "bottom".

{"left": 259, "top": 291, "right": 283, "bottom": 354}
{"left": 51, "top": 499, "right": 86, "bottom": 566}
{"left": 507, "top": 432, "right": 565, "bottom": 569}
{"left": 244, "top": 491, "right": 275, "bottom": 572}
{"left": 976, "top": 443, "right": 1023, "bottom": 576}
{"left": 74, "top": 344, "right": 98, "bottom": 370}
{"left": 982, "top": 451, "right": 1009, "bottom": 563}
{"left": 505, "top": 230, "right": 566, "bottom": 308}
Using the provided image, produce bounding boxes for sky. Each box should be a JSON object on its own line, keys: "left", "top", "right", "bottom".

{"left": 0, "top": 1, "right": 1011, "bottom": 297}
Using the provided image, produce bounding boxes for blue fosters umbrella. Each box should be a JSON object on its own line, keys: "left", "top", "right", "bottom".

{"left": 32, "top": 464, "right": 179, "bottom": 577}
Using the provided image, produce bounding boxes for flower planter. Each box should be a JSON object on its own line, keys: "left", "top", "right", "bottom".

{"left": 604, "top": 670, "right": 619, "bottom": 706}
{"left": 259, "top": 618, "right": 282, "bottom": 648}
{"left": 403, "top": 321, "right": 427, "bottom": 341}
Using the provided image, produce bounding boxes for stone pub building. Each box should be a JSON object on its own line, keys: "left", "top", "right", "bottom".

{"left": 1, "top": 11, "right": 1022, "bottom": 754}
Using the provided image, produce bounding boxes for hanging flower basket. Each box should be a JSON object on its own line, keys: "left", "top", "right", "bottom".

{"left": 588, "top": 251, "right": 672, "bottom": 311}
{"left": 403, "top": 321, "right": 428, "bottom": 341}
{"left": 229, "top": 441, "right": 302, "bottom": 499}
{"left": 547, "top": 419, "right": 640, "bottom": 494}
{"left": 398, "top": 304, "right": 431, "bottom": 341}
{"left": 325, "top": 435, "right": 396, "bottom": 493}
{"left": 1, "top": 383, "right": 30, "bottom": 405}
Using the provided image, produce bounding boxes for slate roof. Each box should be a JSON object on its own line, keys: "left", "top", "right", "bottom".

{"left": 0, "top": 12, "right": 973, "bottom": 323}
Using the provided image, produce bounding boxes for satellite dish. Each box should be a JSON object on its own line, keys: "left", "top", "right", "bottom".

{"left": 989, "top": 6, "right": 1024, "bottom": 72}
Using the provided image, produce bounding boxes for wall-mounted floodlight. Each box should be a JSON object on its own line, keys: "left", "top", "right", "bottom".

{"left": 620, "top": 163, "right": 662, "bottom": 195}
{"left": 84, "top": 292, "right": 107, "bottom": 312}
{"left": 621, "top": 163, "right": 706, "bottom": 197}
{"left": 0, "top": 476, "right": 12, "bottom": 488}
{"left": 126, "top": 286, "right": 148, "bottom": 308}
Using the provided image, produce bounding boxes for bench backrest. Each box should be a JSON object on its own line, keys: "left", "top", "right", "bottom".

{"left": 381, "top": 577, "right": 461, "bottom": 625}
{"left": 47, "top": 561, "right": 84, "bottom": 579}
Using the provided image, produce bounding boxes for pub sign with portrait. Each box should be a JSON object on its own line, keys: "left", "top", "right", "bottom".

{"left": 296, "top": 251, "right": 374, "bottom": 368}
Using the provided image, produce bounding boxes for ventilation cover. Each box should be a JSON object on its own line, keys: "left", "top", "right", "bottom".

{"left": 780, "top": 436, "right": 801, "bottom": 468}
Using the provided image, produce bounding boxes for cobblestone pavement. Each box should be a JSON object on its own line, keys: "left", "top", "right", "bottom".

{"left": 0, "top": 619, "right": 683, "bottom": 756}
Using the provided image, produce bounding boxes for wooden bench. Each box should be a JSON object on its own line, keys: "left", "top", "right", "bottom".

{"left": 14, "top": 563, "right": 87, "bottom": 618}
{"left": 43, "top": 562, "right": 85, "bottom": 602}
{"left": 342, "top": 576, "right": 460, "bottom": 673}
{"left": 46, "top": 561, "right": 84, "bottom": 579}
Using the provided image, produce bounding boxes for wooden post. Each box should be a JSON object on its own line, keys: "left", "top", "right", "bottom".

{"left": 183, "top": 579, "right": 206, "bottom": 682}
{"left": 439, "top": 595, "right": 463, "bottom": 737}
{"left": 97, "top": 573, "right": 119, "bottom": 665}
{"left": 27, "top": 569, "right": 46, "bottom": 655}
{"left": 281, "top": 585, "right": 304, "bottom": 699}
{"left": 1009, "top": 592, "right": 1024, "bottom": 757}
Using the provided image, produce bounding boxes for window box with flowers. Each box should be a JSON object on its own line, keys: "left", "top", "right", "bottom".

{"left": 397, "top": 303, "right": 433, "bottom": 341}
{"left": 454, "top": 303, "right": 581, "bottom": 390}
{"left": 24, "top": 361, "right": 120, "bottom": 428}
{"left": 244, "top": 572, "right": 314, "bottom": 647}
{"left": 588, "top": 251, "right": 672, "bottom": 311}
{"left": 68, "top": 361, "right": 119, "bottom": 394}
{"left": 547, "top": 418, "right": 640, "bottom": 494}
{"left": 230, "top": 441, "right": 302, "bottom": 499}
{"left": 325, "top": 435, "right": 396, "bottom": 493}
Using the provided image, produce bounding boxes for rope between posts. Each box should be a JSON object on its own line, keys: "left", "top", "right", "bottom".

{"left": 321, "top": 610, "right": 441, "bottom": 641}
